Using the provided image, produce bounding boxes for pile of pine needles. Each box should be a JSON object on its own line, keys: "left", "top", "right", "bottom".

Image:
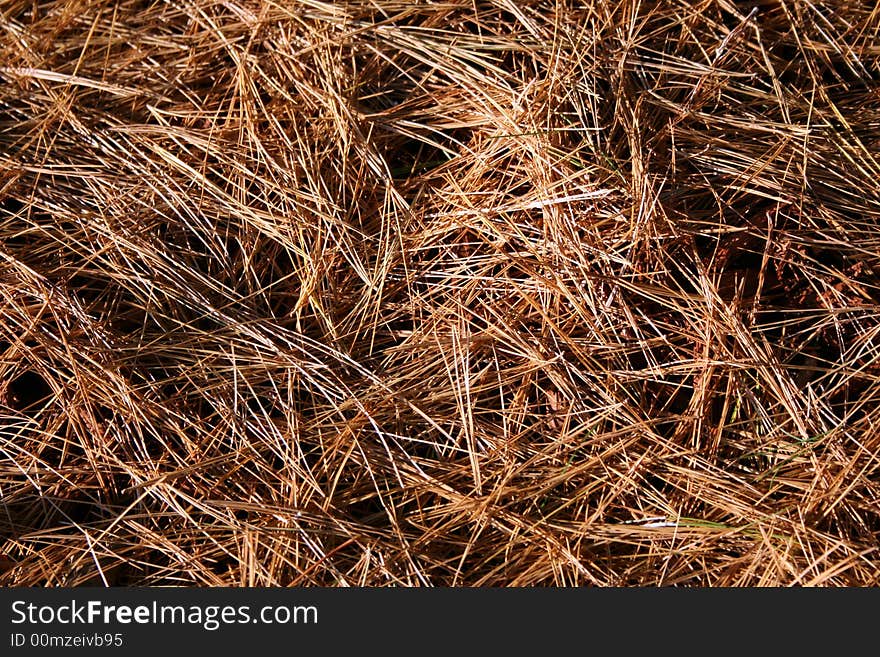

{"left": 1, "top": 0, "right": 880, "bottom": 586}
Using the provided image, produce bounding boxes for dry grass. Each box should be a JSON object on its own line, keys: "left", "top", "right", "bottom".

{"left": 1, "top": 0, "right": 880, "bottom": 586}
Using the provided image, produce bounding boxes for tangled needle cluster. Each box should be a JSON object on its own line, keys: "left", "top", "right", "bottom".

{"left": 2, "top": 0, "right": 880, "bottom": 585}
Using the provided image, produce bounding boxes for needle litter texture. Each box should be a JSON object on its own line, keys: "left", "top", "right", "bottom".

{"left": 1, "top": 0, "right": 880, "bottom": 586}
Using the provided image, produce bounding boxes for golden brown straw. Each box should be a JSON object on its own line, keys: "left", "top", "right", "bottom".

{"left": 1, "top": 0, "right": 880, "bottom": 586}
